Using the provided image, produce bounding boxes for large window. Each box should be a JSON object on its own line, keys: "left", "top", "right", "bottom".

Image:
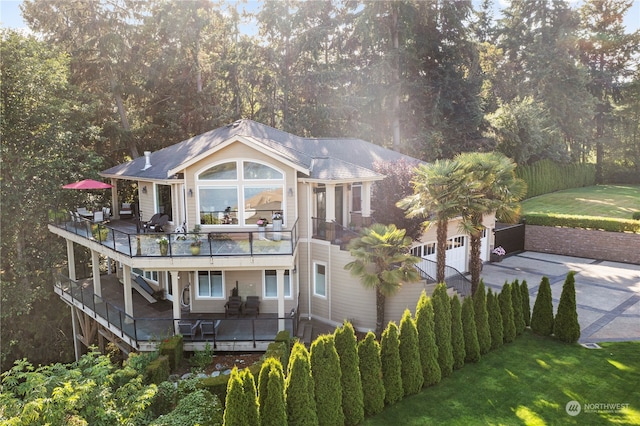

{"left": 264, "top": 270, "right": 291, "bottom": 299}
{"left": 198, "top": 160, "right": 283, "bottom": 225}
{"left": 314, "top": 262, "right": 327, "bottom": 298}
{"left": 197, "top": 271, "right": 223, "bottom": 298}
{"left": 156, "top": 184, "right": 173, "bottom": 221}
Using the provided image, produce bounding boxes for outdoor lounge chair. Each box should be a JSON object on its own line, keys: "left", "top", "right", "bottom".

{"left": 243, "top": 296, "right": 260, "bottom": 317}
{"left": 119, "top": 203, "right": 133, "bottom": 218}
{"left": 147, "top": 215, "right": 169, "bottom": 232}
{"left": 200, "top": 320, "right": 220, "bottom": 340}
{"left": 178, "top": 320, "right": 199, "bottom": 339}
{"left": 142, "top": 213, "right": 161, "bottom": 232}
{"left": 93, "top": 210, "right": 104, "bottom": 223}
{"left": 225, "top": 300, "right": 242, "bottom": 317}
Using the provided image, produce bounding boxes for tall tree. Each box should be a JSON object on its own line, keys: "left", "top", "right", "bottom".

{"left": 399, "top": 309, "right": 423, "bottom": 395}
{"left": 357, "top": 332, "right": 385, "bottom": 416}
{"left": 285, "top": 342, "right": 317, "bottom": 426}
{"left": 380, "top": 322, "right": 404, "bottom": 405}
{"left": 334, "top": 321, "right": 364, "bottom": 426}
{"left": 414, "top": 291, "right": 441, "bottom": 386}
{"left": 310, "top": 335, "right": 343, "bottom": 426}
{"left": 345, "top": 223, "right": 421, "bottom": 336}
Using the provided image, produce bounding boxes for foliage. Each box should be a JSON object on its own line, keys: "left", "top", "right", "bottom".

{"left": 310, "top": 335, "right": 344, "bottom": 426}
{"left": 189, "top": 342, "right": 214, "bottom": 374}
{"left": 431, "top": 284, "right": 454, "bottom": 377}
{"left": 499, "top": 283, "right": 517, "bottom": 343}
{"left": 521, "top": 280, "right": 531, "bottom": 327}
{"left": 398, "top": 309, "right": 423, "bottom": 395}
{"left": 524, "top": 213, "right": 640, "bottom": 233}
{"left": 414, "top": 291, "right": 441, "bottom": 386}
{"left": 150, "top": 389, "right": 222, "bottom": 426}
{"left": 554, "top": 272, "right": 581, "bottom": 343}
{"left": 450, "top": 295, "right": 466, "bottom": 370}
{"left": 145, "top": 355, "right": 170, "bottom": 385}
{"left": 150, "top": 381, "right": 176, "bottom": 418}
{"left": 531, "top": 277, "right": 555, "bottom": 336}
{"left": 284, "top": 342, "right": 317, "bottom": 426}
{"left": 223, "top": 367, "right": 258, "bottom": 426}
{"left": 511, "top": 279, "right": 526, "bottom": 336}
{"left": 487, "top": 288, "right": 503, "bottom": 350}
{"left": 473, "top": 280, "right": 492, "bottom": 354}
{"left": 462, "top": 296, "right": 481, "bottom": 363}
{"left": 159, "top": 335, "right": 183, "bottom": 372}
{"left": 380, "top": 322, "right": 404, "bottom": 405}
{"left": 258, "top": 357, "right": 287, "bottom": 426}
{"left": 357, "top": 332, "right": 385, "bottom": 416}
{"left": 516, "top": 159, "right": 596, "bottom": 198}
{"left": 334, "top": 321, "right": 364, "bottom": 426}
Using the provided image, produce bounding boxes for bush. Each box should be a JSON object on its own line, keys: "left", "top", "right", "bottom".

{"left": 285, "top": 342, "right": 317, "bottom": 425}
{"left": 432, "top": 283, "right": 454, "bottom": 377}
{"left": 499, "top": 283, "right": 516, "bottom": 343}
{"left": 524, "top": 213, "right": 640, "bottom": 233}
{"left": 414, "top": 291, "right": 441, "bottom": 386}
{"left": 151, "top": 380, "right": 177, "bottom": 418}
{"left": 189, "top": 342, "right": 214, "bottom": 373}
{"left": 473, "top": 280, "right": 492, "bottom": 354}
{"left": 462, "top": 296, "right": 480, "bottom": 363}
{"left": 399, "top": 309, "right": 423, "bottom": 395}
{"left": 151, "top": 389, "right": 223, "bottom": 426}
{"left": 310, "top": 335, "right": 344, "bottom": 426}
{"left": 511, "top": 280, "right": 526, "bottom": 335}
{"left": 531, "top": 277, "right": 555, "bottom": 336}
{"left": 633, "top": 212, "right": 640, "bottom": 221}
{"left": 145, "top": 355, "right": 170, "bottom": 385}
{"left": 450, "top": 295, "right": 466, "bottom": 370}
{"left": 554, "top": 272, "right": 581, "bottom": 343}
{"left": 521, "top": 280, "right": 531, "bottom": 327}
{"left": 334, "top": 321, "right": 364, "bottom": 426}
{"left": 159, "top": 335, "right": 183, "bottom": 372}
{"left": 223, "top": 368, "right": 251, "bottom": 426}
{"left": 380, "top": 322, "right": 404, "bottom": 405}
{"left": 516, "top": 159, "right": 595, "bottom": 198}
{"left": 357, "top": 332, "right": 385, "bottom": 416}
{"left": 487, "top": 289, "right": 503, "bottom": 350}
{"left": 258, "top": 358, "right": 286, "bottom": 426}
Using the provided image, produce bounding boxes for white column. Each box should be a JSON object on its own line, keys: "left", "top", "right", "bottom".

{"left": 122, "top": 264, "right": 133, "bottom": 317}
{"left": 66, "top": 240, "right": 76, "bottom": 281}
{"left": 362, "top": 181, "right": 372, "bottom": 218}
{"left": 91, "top": 250, "right": 102, "bottom": 298}
{"left": 171, "top": 271, "right": 181, "bottom": 334}
{"left": 277, "top": 269, "right": 285, "bottom": 331}
{"left": 325, "top": 184, "right": 336, "bottom": 222}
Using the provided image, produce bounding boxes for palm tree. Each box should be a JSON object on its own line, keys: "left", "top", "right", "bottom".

{"left": 456, "top": 152, "right": 527, "bottom": 294}
{"left": 397, "top": 159, "right": 474, "bottom": 283}
{"left": 345, "top": 223, "right": 421, "bottom": 337}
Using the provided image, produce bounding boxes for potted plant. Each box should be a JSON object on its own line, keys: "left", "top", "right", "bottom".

{"left": 257, "top": 217, "right": 268, "bottom": 239}
{"left": 490, "top": 246, "right": 506, "bottom": 262}
{"left": 190, "top": 224, "right": 202, "bottom": 255}
{"left": 156, "top": 236, "right": 169, "bottom": 256}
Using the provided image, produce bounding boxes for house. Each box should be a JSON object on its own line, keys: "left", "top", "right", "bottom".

{"left": 49, "top": 119, "right": 494, "bottom": 356}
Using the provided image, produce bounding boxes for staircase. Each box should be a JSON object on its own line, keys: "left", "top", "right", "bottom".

{"left": 414, "top": 258, "right": 472, "bottom": 297}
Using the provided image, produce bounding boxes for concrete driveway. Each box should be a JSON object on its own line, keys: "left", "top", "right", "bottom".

{"left": 480, "top": 251, "right": 640, "bottom": 343}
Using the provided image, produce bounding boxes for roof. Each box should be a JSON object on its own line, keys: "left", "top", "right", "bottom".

{"left": 100, "top": 119, "right": 421, "bottom": 182}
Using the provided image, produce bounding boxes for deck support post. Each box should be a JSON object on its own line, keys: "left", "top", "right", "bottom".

{"left": 171, "top": 271, "right": 181, "bottom": 334}
{"left": 66, "top": 240, "right": 76, "bottom": 281}
{"left": 71, "top": 306, "right": 81, "bottom": 361}
{"left": 122, "top": 264, "right": 133, "bottom": 317}
{"left": 277, "top": 269, "right": 285, "bottom": 330}
{"left": 91, "top": 249, "right": 102, "bottom": 298}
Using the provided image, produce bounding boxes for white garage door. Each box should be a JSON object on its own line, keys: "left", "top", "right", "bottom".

{"left": 412, "top": 236, "right": 468, "bottom": 275}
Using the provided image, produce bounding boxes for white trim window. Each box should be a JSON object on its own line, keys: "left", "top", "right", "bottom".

{"left": 197, "top": 270, "right": 224, "bottom": 298}
{"left": 314, "top": 262, "right": 327, "bottom": 298}
{"left": 264, "top": 270, "right": 291, "bottom": 299}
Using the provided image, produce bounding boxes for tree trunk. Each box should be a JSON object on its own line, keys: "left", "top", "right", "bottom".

{"left": 469, "top": 228, "right": 482, "bottom": 295}
{"left": 391, "top": 3, "right": 400, "bottom": 151}
{"left": 111, "top": 78, "right": 139, "bottom": 159}
{"left": 376, "top": 286, "right": 386, "bottom": 338}
{"left": 436, "top": 220, "right": 447, "bottom": 284}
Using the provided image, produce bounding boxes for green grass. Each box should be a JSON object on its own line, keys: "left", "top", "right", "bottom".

{"left": 521, "top": 185, "right": 640, "bottom": 220}
{"left": 364, "top": 332, "right": 640, "bottom": 425}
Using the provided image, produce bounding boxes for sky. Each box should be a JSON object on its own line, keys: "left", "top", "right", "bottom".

{"left": 1, "top": 0, "right": 639, "bottom": 34}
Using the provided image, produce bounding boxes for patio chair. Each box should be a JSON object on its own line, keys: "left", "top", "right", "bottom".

{"left": 142, "top": 213, "right": 161, "bottom": 233}
{"left": 119, "top": 203, "right": 133, "bottom": 218}
{"left": 93, "top": 210, "right": 104, "bottom": 223}
{"left": 102, "top": 207, "right": 111, "bottom": 220}
{"left": 225, "top": 300, "right": 243, "bottom": 317}
{"left": 178, "top": 320, "right": 199, "bottom": 339}
{"left": 200, "top": 320, "right": 220, "bottom": 340}
{"left": 243, "top": 296, "right": 260, "bottom": 317}
{"left": 148, "top": 215, "right": 169, "bottom": 232}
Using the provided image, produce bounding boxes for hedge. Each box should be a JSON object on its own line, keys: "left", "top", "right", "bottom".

{"left": 525, "top": 213, "right": 640, "bottom": 233}
{"left": 516, "top": 159, "right": 595, "bottom": 198}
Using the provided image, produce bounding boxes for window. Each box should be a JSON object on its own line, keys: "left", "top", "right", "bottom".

{"left": 200, "top": 162, "right": 237, "bottom": 180}
{"left": 314, "top": 262, "right": 327, "bottom": 297}
{"left": 197, "top": 271, "right": 223, "bottom": 298}
{"left": 352, "top": 183, "right": 362, "bottom": 212}
{"left": 264, "top": 270, "right": 291, "bottom": 299}
{"left": 446, "top": 236, "right": 465, "bottom": 250}
{"left": 156, "top": 184, "right": 173, "bottom": 221}
{"left": 133, "top": 268, "right": 159, "bottom": 283}
{"left": 411, "top": 242, "right": 435, "bottom": 258}
{"left": 244, "top": 161, "right": 283, "bottom": 179}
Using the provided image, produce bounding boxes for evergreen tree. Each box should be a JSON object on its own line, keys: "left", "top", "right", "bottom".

{"left": 285, "top": 342, "right": 318, "bottom": 426}
{"left": 310, "top": 335, "right": 344, "bottom": 426}
{"left": 511, "top": 279, "right": 525, "bottom": 335}
{"left": 258, "top": 358, "right": 286, "bottom": 426}
{"left": 414, "top": 291, "right": 441, "bottom": 386}
{"left": 450, "top": 295, "right": 466, "bottom": 369}
{"left": 380, "top": 322, "right": 404, "bottom": 405}
{"left": 241, "top": 368, "right": 259, "bottom": 426}
{"left": 499, "top": 283, "right": 516, "bottom": 343}
{"left": 432, "top": 283, "right": 454, "bottom": 377}
{"left": 399, "top": 309, "right": 423, "bottom": 395}
{"left": 521, "top": 279, "right": 531, "bottom": 326}
{"left": 473, "top": 280, "right": 492, "bottom": 354}
{"left": 357, "top": 332, "right": 385, "bottom": 416}
{"left": 334, "top": 321, "right": 364, "bottom": 426}
{"left": 531, "top": 277, "right": 554, "bottom": 336}
{"left": 554, "top": 271, "right": 581, "bottom": 343}
{"left": 487, "top": 288, "right": 504, "bottom": 350}
{"left": 224, "top": 367, "right": 250, "bottom": 426}
{"left": 462, "top": 296, "right": 481, "bottom": 363}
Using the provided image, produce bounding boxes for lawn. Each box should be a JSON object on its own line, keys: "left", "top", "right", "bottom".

{"left": 521, "top": 185, "right": 640, "bottom": 220}
{"left": 364, "top": 332, "right": 640, "bottom": 425}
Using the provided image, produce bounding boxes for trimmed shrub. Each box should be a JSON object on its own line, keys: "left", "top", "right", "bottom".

{"left": 285, "top": 342, "right": 317, "bottom": 426}
{"left": 499, "top": 283, "right": 516, "bottom": 343}
{"left": 487, "top": 288, "right": 503, "bottom": 350}
{"left": 151, "top": 380, "right": 177, "bottom": 418}
{"left": 462, "top": 296, "right": 480, "bottom": 363}
{"left": 258, "top": 359, "right": 287, "bottom": 426}
{"left": 223, "top": 368, "right": 249, "bottom": 426}
{"left": 473, "top": 280, "right": 491, "bottom": 355}
{"left": 554, "top": 271, "right": 581, "bottom": 343}
{"left": 516, "top": 159, "right": 595, "bottom": 198}
{"left": 432, "top": 283, "right": 454, "bottom": 377}
{"left": 450, "top": 295, "right": 466, "bottom": 369}
{"left": 521, "top": 280, "right": 531, "bottom": 326}
{"left": 633, "top": 211, "right": 640, "bottom": 221}
{"left": 151, "top": 389, "right": 222, "bottom": 426}
{"left": 531, "top": 277, "right": 554, "bottom": 336}
{"left": 310, "top": 335, "right": 344, "bottom": 426}
{"left": 158, "top": 335, "right": 183, "bottom": 372}
{"left": 357, "top": 332, "right": 385, "bottom": 416}
{"left": 399, "top": 309, "right": 423, "bottom": 395}
{"left": 380, "top": 322, "right": 404, "bottom": 405}
{"left": 524, "top": 213, "right": 640, "bottom": 233}
{"left": 241, "top": 368, "right": 259, "bottom": 425}
{"left": 334, "top": 321, "right": 364, "bottom": 426}
{"left": 511, "top": 279, "right": 525, "bottom": 335}
{"left": 414, "top": 291, "right": 441, "bottom": 386}
{"left": 145, "top": 355, "right": 170, "bottom": 385}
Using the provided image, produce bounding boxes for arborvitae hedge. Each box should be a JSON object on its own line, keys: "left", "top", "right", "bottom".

{"left": 224, "top": 367, "right": 254, "bottom": 426}
{"left": 380, "top": 322, "right": 404, "bottom": 405}
{"left": 487, "top": 288, "right": 503, "bottom": 350}
{"left": 531, "top": 277, "right": 554, "bottom": 336}
{"left": 357, "top": 332, "right": 385, "bottom": 416}
{"left": 450, "top": 295, "right": 466, "bottom": 369}
{"left": 554, "top": 272, "right": 581, "bottom": 343}
{"left": 432, "top": 283, "right": 454, "bottom": 377}
{"left": 499, "top": 283, "right": 517, "bottom": 343}
{"left": 414, "top": 291, "right": 441, "bottom": 386}
{"left": 473, "top": 280, "right": 491, "bottom": 355}
{"left": 285, "top": 342, "right": 317, "bottom": 426}
{"left": 515, "top": 159, "right": 595, "bottom": 198}
{"left": 511, "top": 279, "right": 526, "bottom": 335}
{"left": 241, "top": 368, "right": 259, "bottom": 426}
{"left": 399, "top": 309, "right": 423, "bottom": 395}
{"left": 258, "top": 358, "right": 286, "bottom": 426}
{"left": 521, "top": 280, "right": 531, "bottom": 326}
{"left": 310, "top": 335, "right": 344, "bottom": 426}
{"left": 462, "top": 296, "right": 480, "bottom": 363}
{"left": 334, "top": 321, "right": 364, "bottom": 426}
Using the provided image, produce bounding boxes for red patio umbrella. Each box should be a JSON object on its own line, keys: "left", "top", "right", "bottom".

{"left": 62, "top": 179, "right": 113, "bottom": 190}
